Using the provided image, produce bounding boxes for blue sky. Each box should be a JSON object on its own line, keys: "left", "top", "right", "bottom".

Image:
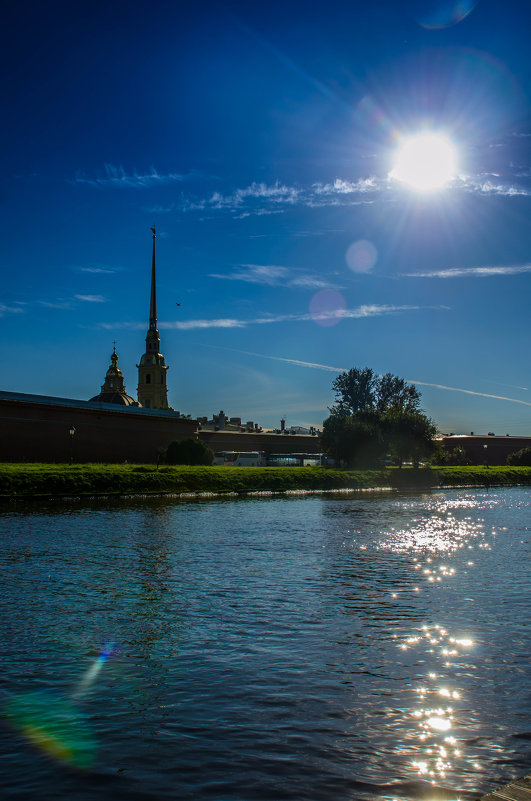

{"left": 2, "top": 0, "right": 531, "bottom": 433}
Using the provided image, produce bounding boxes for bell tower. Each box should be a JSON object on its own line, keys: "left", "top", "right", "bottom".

{"left": 137, "top": 226, "right": 169, "bottom": 409}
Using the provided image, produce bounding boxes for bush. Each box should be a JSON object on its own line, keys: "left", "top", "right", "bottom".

{"left": 162, "top": 438, "right": 214, "bottom": 466}
{"left": 507, "top": 447, "right": 531, "bottom": 467}
{"left": 432, "top": 446, "right": 470, "bottom": 466}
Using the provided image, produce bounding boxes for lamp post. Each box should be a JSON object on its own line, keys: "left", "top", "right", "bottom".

{"left": 483, "top": 443, "right": 488, "bottom": 468}
{"left": 69, "top": 426, "right": 76, "bottom": 464}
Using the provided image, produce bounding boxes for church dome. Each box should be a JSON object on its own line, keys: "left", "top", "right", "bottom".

{"left": 89, "top": 390, "right": 139, "bottom": 406}
{"left": 89, "top": 345, "right": 140, "bottom": 407}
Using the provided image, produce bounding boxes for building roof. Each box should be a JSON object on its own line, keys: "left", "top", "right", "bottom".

{"left": 0, "top": 389, "right": 189, "bottom": 419}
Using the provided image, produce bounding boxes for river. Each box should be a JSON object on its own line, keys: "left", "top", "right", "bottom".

{"left": 0, "top": 487, "right": 529, "bottom": 800}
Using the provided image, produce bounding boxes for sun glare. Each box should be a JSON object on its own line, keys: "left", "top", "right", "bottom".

{"left": 390, "top": 133, "right": 457, "bottom": 192}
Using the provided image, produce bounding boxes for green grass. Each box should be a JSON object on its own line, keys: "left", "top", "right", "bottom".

{"left": 1, "top": 463, "right": 530, "bottom": 498}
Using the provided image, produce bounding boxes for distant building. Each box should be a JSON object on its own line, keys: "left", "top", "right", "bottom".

{"left": 198, "top": 410, "right": 262, "bottom": 433}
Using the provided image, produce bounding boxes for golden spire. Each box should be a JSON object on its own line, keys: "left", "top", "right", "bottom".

{"left": 149, "top": 225, "right": 157, "bottom": 330}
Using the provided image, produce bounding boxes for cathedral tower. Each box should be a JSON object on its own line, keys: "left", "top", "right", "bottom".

{"left": 137, "top": 226, "right": 169, "bottom": 409}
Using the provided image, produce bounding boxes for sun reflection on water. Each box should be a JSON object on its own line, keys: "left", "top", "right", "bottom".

{"left": 377, "top": 496, "right": 498, "bottom": 791}
{"left": 395, "top": 619, "right": 477, "bottom": 785}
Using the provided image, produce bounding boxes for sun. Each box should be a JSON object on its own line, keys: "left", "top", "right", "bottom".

{"left": 390, "top": 133, "right": 457, "bottom": 192}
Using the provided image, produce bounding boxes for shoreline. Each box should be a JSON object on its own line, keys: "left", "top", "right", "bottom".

{"left": 1, "top": 464, "right": 530, "bottom": 500}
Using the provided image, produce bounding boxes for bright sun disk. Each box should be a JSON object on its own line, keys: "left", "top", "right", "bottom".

{"left": 390, "top": 133, "right": 457, "bottom": 191}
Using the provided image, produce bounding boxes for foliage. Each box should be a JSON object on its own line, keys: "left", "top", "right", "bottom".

{"left": 383, "top": 408, "right": 437, "bottom": 467}
{"left": 507, "top": 447, "right": 531, "bottom": 466}
{"left": 331, "top": 367, "right": 421, "bottom": 416}
{"left": 162, "top": 438, "right": 214, "bottom": 466}
{"left": 324, "top": 366, "right": 433, "bottom": 467}
{"left": 432, "top": 445, "right": 470, "bottom": 466}
{"left": 321, "top": 411, "right": 386, "bottom": 468}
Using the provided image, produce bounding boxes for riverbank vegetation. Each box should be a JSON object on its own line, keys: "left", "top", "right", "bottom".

{"left": 1, "top": 463, "right": 530, "bottom": 499}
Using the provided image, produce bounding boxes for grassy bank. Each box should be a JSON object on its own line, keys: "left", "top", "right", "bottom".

{"left": 1, "top": 463, "right": 531, "bottom": 498}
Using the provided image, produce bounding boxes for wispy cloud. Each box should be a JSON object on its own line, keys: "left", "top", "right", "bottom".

{"left": 178, "top": 169, "right": 531, "bottom": 218}
{"left": 98, "top": 303, "right": 428, "bottom": 333}
{"left": 72, "top": 163, "right": 197, "bottom": 188}
{"left": 210, "top": 264, "right": 289, "bottom": 286}
{"left": 209, "top": 263, "right": 340, "bottom": 290}
{"left": 289, "top": 275, "right": 339, "bottom": 290}
{"left": 180, "top": 178, "right": 381, "bottom": 217}
{"left": 38, "top": 299, "right": 74, "bottom": 310}
{"left": 312, "top": 177, "right": 378, "bottom": 195}
{"left": 0, "top": 303, "right": 24, "bottom": 317}
{"left": 162, "top": 303, "right": 427, "bottom": 330}
{"left": 204, "top": 346, "right": 531, "bottom": 409}
{"left": 99, "top": 321, "right": 145, "bottom": 330}
{"left": 404, "top": 263, "right": 531, "bottom": 279}
{"left": 74, "top": 294, "right": 107, "bottom": 303}
{"left": 76, "top": 264, "right": 122, "bottom": 274}
{"left": 459, "top": 173, "right": 530, "bottom": 196}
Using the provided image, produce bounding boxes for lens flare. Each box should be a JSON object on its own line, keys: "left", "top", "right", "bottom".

{"left": 3, "top": 691, "right": 97, "bottom": 769}
{"left": 309, "top": 290, "right": 346, "bottom": 327}
{"left": 416, "top": 1, "right": 478, "bottom": 29}
{"left": 72, "top": 641, "right": 117, "bottom": 700}
{"left": 346, "top": 240, "right": 378, "bottom": 274}
{"left": 2, "top": 642, "right": 117, "bottom": 769}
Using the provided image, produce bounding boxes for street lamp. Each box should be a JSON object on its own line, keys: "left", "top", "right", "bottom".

{"left": 69, "top": 426, "right": 76, "bottom": 464}
{"left": 483, "top": 443, "right": 488, "bottom": 468}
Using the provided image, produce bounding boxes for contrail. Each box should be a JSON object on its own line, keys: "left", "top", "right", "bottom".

{"left": 200, "top": 344, "right": 531, "bottom": 408}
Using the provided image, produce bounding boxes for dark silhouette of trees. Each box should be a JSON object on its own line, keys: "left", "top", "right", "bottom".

{"left": 432, "top": 445, "right": 470, "bottom": 466}
{"left": 331, "top": 368, "right": 379, "bottom": 415}
{"left": 162, "top": 438, "right": 214, "bottom": 465}
{"left": 507, "top": 447, "right": 531, "bottom": 466}
{"left": 321, "top": 411, "right": 386, "bottom": 468}
{"left": 382, "top": 408, "right": 437, "bottom": 468}
{"left": 322, "top": 367, "right": 436, "bottom": 467}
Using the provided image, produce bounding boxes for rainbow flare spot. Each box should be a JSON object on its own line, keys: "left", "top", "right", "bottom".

{"left": 3, "top": 691, "right": 97, "bottom": 770}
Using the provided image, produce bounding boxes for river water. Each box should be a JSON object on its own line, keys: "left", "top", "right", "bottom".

{"left": 0, "top": 487, "right": 529, "bottom": 800}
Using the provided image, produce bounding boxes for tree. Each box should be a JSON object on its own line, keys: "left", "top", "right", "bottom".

{"left": 321, "top": 411, "right": 386, "bottom": 468}
{"left": 432, "top": 445, "right": 469, "bottom": 466}
{"left": 507, "top": 447, "right": 531, "bottom": 466}
{"left": 376, "top": 373, "right": 421, "bottom": 413}
{"left": 331, "top": 367, "right": 378, "bottom": 415}
{"left": 322, "top": 367, "right": 435, "bottom": 468}
{"left": 162, "top": 438, "right": 214, "bottom": 466}
{"left": 383, "top": 408, "right": 437, "bottom": 467}
{"left": 331, "top": 367, "right": 421, "bottom": 416}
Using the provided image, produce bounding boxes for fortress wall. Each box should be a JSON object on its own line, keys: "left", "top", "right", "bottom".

{"left": 439, "top": 435, "right": 531, "bottom": 465}
{"left": 0, "top": 395, "right": 197, "bottom": 463}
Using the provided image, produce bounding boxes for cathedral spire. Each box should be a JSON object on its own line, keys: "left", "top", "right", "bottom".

{"left": 150, "top": 225, "right": 157, "bottom": 329}
{"left": 137, "top": 226, "right": 170, "bottom": 409}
